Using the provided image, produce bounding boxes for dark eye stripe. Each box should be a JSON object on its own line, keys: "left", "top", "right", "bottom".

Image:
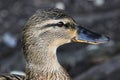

{"left": 40, "top": 23, "right": 75, "bottom": 30}
{"left": 40, "top": 24, "right": 57, "bottom": 29}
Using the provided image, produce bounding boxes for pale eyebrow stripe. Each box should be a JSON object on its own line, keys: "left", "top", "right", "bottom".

{"left": 40, "top": 23, "right": 58, "bottom": 29}
{"left": 37, "top": 18, "right": 75, "bottom": 26}
{"left": 34, "top": 18, "right": 76, "bottom": 30}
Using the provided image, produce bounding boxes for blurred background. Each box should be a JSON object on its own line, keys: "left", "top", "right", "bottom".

{"left": 0, "top": 0, "right": 120, "bottom": 80}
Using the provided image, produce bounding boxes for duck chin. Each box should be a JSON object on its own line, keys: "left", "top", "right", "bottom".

{"left": 53, "top": 47, "right": 57, "bottom": 54}
{"left": 67, "top": 40, "right": 71, "bottom": 43}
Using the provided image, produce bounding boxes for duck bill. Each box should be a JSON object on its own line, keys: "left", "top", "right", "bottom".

{"left": 72, "top": 26, "right": 109, "bottom": 44}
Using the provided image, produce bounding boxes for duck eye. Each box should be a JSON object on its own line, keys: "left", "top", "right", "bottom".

{"left": 57, "top": 22, "right": 64, "bottom": 27}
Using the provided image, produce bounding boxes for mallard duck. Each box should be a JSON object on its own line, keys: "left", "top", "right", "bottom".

{"left": 0, "top": 8, "right": 109, "bottom": 80}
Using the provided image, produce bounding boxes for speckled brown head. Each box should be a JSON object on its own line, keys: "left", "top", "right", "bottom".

{"left": 22, "top": 9, "right": 78, "bottom": 65}
{"left": 22, "top": 8, "right": 109, "bottom": 80}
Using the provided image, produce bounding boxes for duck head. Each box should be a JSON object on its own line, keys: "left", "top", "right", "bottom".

{"left": 22, "top": 8, "right": 109, "bottom": 69}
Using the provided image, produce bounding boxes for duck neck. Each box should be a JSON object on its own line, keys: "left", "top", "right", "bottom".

{"left": 23, "top": 36, "right": 65, "bottom": 73}
{"left": 24, "top": 38, "right": 71, "bottom": 79}
{"left": 26, "top": 47, "right": 60, "bottom": 72}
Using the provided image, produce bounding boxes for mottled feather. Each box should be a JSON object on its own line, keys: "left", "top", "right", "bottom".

{"left": 0, "top": 74, "right": 25, "bottom": 80}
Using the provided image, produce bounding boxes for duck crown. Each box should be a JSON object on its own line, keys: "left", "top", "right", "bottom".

{"left": 26, "top": 8, "right": 75, "bottom": 27}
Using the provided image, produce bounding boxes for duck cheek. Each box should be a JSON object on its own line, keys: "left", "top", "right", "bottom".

{"left": 68, "top": 29, "right": 77, "bottom": 39}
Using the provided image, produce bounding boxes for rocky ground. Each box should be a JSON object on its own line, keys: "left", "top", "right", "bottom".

{"left": 0, "top": 0, "right": 120, "bottom": 80}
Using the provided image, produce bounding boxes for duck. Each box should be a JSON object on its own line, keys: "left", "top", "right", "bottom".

{"left": 0, "top": 8, "right": 109, "bottom": 80}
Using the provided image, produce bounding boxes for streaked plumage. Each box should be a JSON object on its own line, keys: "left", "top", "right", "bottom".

{"left": 0, "top": 74, "right": 25, "bottom": 80}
